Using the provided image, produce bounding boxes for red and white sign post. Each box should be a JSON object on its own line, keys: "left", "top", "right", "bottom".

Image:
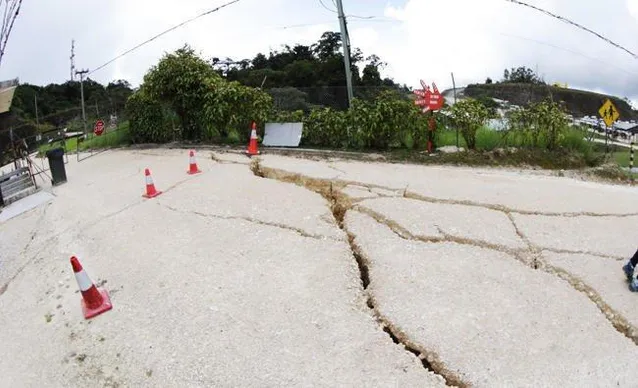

{"left": 414, "top": 80, "right": 444, "bottom": 153}
{"left": 94, "top": 119, "right": 105, "bottom": 136}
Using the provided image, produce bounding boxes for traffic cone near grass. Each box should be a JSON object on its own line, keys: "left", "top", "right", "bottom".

{"left": 70, "top": 256, "right": 112, "bottom": 320}
{"left": 187, "top": 150, "right": 201, "bottom": 175}
{"left": 246, "top": 121, "right": 260, "bottom": 156}
{"left": 143, "top": 168, "right": 162, "bottom": 198}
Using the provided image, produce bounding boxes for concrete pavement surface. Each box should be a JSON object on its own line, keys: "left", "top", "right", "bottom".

{"left": 260, "top": 154, "right": 638, "bottom": 214}
{"left": 2, "top": 148, "right": 638, "bottom": 387}
{"left": 512, "top": 214, "right": 638, "bottom": 257}
{"left": 345, "top": 211, "right": 638, "bottom": 387}
{"left": 356, "top": 197, "right": 526, "bottom": 250}
{"left": 0, "top": 149, "right": 444, "bottom": 387}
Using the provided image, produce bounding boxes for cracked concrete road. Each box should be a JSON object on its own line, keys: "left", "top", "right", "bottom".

{"left": 3, "top": 149, "right": 638, "bottom": 387}
{"left": 0, "top": 149, "right": 444, "bottom": 387}
{"left": 260, "top": 154, "right": 638, "bottom": 214}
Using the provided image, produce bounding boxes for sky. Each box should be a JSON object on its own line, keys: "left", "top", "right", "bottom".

{"left": 1, "top": 0, "right": 637, "bottom": 104}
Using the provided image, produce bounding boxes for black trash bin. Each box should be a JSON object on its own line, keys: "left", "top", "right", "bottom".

{"left": 46, "top": 147, "right": 67, "bottom": 186}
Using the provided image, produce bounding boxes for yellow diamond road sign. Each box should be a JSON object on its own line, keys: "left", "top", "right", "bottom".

{"left": 599, "top": 98, "right": 620, "bottom": 127}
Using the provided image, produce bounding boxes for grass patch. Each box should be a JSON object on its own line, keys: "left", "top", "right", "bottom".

{"left": 436, "top": 127, "right": 595, "bottom": 153}
{"left": 388, "top": 148, "right": 594, "bottom": 169}
{"left": 80, "top": 122, "right": 130, "bottom": 150}
{"left": 37, "top": 121, "right": 130, "bottom": 156}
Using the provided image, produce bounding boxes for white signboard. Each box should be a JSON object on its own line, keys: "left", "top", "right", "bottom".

{"left": 263, "top": 122, "right": 303, "bottom": 147}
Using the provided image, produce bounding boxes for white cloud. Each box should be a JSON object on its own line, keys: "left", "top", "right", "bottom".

{"left": 0, "top": 0, "right": 636, "bottom": 101}
{"left": 377, "top": 0, "right": 638, "bottom": 99}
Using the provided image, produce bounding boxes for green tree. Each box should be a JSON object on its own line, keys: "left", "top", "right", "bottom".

{"left": 218, "top": 31, "right": 402, "bottom": 110}
{"left": 126, "top": 89, "right": 174, "bottom": 143}
{"left": 447, "top": 98, "right": 490, "bottom": 150}
{"left": 143, "top": 45, "right": 217, "bottom": 140}
{"left": 502, "top": 66, "right": 543, "bottom": 84}
{"left": 130, "top": 46, "right": 272, "bottom": 143}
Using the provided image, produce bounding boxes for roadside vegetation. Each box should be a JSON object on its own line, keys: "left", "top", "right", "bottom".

{"left": 37, "top": 121, "right": 130, "bottom": 157}
{"left": 10, "top": 31, "right": 634, "bottom": 179}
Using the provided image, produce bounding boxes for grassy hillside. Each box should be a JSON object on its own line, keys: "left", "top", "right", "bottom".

{"left": 465, "top": 83, "right": 638, "bottom": 120}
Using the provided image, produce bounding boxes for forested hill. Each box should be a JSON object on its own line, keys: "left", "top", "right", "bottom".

{"left": 462, "top": 67, "right": 637, "bottom": 120}
{"left": 11, "top": 79, "right": 133, "bottom": 129}
{"left": 465, "top": 83, "right": 637, "bottom": 120}
{"left": 212, "top": 31, "right": 408, "bottom": 110}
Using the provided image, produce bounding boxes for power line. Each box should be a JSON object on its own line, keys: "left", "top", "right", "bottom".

{"left": 504, "top": 0, "right": 638, "bottom": 59}
{"left": 492, "top": 30, "right": 638, "bottom": 78}
{"left": 318, "top": 0, "right": 337, "bottom": 13}
{"left": 278, "top": 17, "right": 397, "bottom": 30}
{"left": 88, "top": 0, "right": 241, "bottom": 76}
{"left": 317, "top": 0, "right": 377, "bottom": 20}
{"left": 0, "top": 0, "right": 22, "bottom": 67}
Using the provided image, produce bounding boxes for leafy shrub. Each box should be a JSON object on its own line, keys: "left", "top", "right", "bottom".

{"left": 349, "top": 90, "right": 426, "bottom": 150}
{"left": 269, "top": 109, "right": 305, "bottom": 123}
{"left": 126, "top": 91, "right": 173, "bottom": 143}
{"left": 302, "top": 107, "right": 349, "bottom": 148}
{"left": 202, "top": 79, "right": 272, "bottom": 142}
{"left": 130, "top": 45, "right": 272, "bottom": 143}
{"left": 446, "top": 98, "right": 490, "bottom": 150}
{"left": 506, "top": 99, "right": 569, "bottom": 150}
{"left": 295, "top": 90, "right": 427, "bottom": 150}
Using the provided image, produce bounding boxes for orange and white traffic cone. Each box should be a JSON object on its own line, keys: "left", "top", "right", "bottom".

{"left": 143, "top": 168, "right": 162, "bottom": 198}
{"left": 70, "top": 256, "right": 112, "bottom": 320}
{"left": 246, "top": 122, "right": 260, "bottom": 156}
{"left": 187, "top": 150, "right": 201, "bottom": 175}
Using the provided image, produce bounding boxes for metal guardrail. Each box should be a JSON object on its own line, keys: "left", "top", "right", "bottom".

{"left": 0, "top": 166, "right": 36, "bottom": 205}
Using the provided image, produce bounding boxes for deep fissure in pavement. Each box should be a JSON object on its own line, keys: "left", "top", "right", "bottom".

{"left": 251, "top": 159, "right": 466, "bottom": 387}
{"left": 347, "top": 235, "right": 370, "bottom": 289}
{"left": 252, "top": 159, "right": 638, "bottom": 383}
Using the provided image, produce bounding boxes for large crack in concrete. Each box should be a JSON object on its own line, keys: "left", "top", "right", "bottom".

{"left": 250, "top": 159, "right": 466, "bottom": 387}
{"left": 254, "top": 164, "right": 638, "bottom": 218}
{"left": 538, "top": 259, "right": 638, "bottom": 346}
{"left": 251, "top": 159, "right": 638, "bottom": 361}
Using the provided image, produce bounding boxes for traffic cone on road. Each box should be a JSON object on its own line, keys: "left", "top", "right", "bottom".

{"left": 246, "top": 122, "right": 260, "bottom": 156}
{"left": 143, "top": 168, "right": 162, "bottom": 198}
{"left": 70, "top": 256, "right": 112, "bottom": 320}
{"left": 187, "top": 150, "right": 201, "bottom": 175}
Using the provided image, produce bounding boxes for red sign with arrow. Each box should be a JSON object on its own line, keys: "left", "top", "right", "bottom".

{"left": 413, "top": 80, "right": 444, "bottom": 112}
{"left": 94, "top": 119, "right": 105, "bottom": 136}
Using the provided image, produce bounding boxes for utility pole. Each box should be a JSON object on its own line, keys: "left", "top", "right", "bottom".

{"left": 34, "top": 93, "right": 39, "bottom": 126}
{"left": 451, "top": 72, "right": 459, "bottom": 148}
{"left": 70, "top": 40, "right": 76, "bottom": 81}
{"left": 335, "top": 0, "right": 354, "bottom": 108}
{"left": 75, "top": 69, "right": 89, "bottom": 135}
